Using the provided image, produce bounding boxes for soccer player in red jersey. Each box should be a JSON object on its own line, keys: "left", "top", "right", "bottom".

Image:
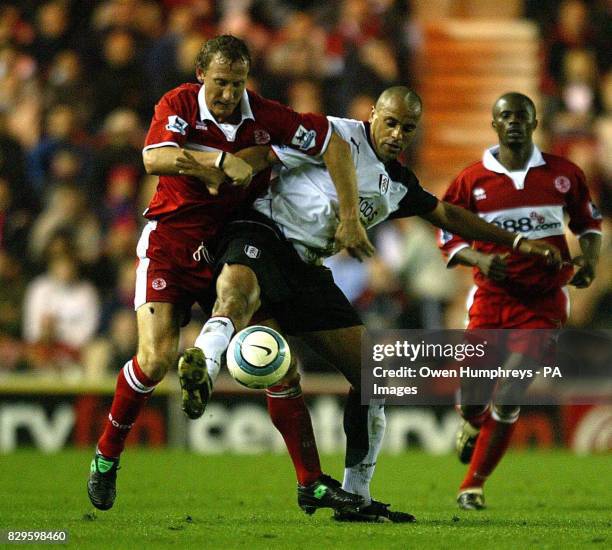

{"left": 87, "top": 35, "right": 373, "bottom": 512}
{"left": 439, "top": 92, "right": 602, "bottom": 510}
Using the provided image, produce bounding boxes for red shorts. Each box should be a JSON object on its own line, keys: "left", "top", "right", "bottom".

{"left": 467, "top": 287, "right": 569, "bottom": 363}
{"left": 134, "top": 221, "right": 216, "bottom": 315}
{"left": 467, "top": 286, "right": 569, "bottom": 330}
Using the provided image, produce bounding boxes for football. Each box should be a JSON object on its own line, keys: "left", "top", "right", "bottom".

{"left": 227, "top": 326, "right": 291, "bottom": 389}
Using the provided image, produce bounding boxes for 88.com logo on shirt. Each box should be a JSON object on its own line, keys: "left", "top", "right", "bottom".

{"left": 486, "top": 207, "right": 564, "bottom": 238}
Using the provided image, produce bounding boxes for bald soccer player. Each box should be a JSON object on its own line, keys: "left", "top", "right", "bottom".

{"left": 176, "top": 87, "right": 562, "bottom": 521}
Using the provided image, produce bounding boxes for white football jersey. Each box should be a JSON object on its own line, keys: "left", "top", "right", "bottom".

{"left": 253, "top": 117, "right": 437, "bottom": 263}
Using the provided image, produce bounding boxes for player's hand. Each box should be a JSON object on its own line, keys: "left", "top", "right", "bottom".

{"left": 476, "top": 253, "right": 508, "bottom": 281}
{"left": 517, "top": 239, "right": 562, "bottom": 269}
{"left": 569, "top": 256, "right": 596, "bottom": 288}
{"left": 334, "top": 218, "right": 375, "bottom": 261}
{"left": 175, "top": 150, "right": 226, "bottom": 195}
{"left": 222, "top": 154, "right": 253, "bottom": 187}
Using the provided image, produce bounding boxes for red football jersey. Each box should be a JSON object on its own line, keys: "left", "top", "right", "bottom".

{"left": 143, "top": 83, "right": 331, "bottom": 242}
{"left": 439, "top": 145, "right": 602, "bottom": 296}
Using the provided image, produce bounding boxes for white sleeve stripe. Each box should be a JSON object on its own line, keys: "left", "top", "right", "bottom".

{"left": 184, "top": 142, "right": 222, "bottom": 153}
{"left": 143, "top": 142, "right": 180, "bottom": 152}
{"left": 446, "top": 243, "right": 470, "bottom": 267}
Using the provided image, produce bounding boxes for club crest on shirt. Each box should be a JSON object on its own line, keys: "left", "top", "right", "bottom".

{"left": 254, "top": 129, "right": 271, "bottom": 145}
{"left": 379, "top": 174, "right": 389, "bottom": 194}
{"left": 244, "top": 245, "right": 260, "bottom": 259}
{"left": 165, "top": 115, "right": 188, "bottom": 135}
{"left": 473, "top": 187, "right": 487, "bottom": 200}
{"left": 291, "top": 125, "right": 317, "bottom": 151}
{"left": 554, "top": 175, "right": 571, "bottom": 193}
{"left": 152, "top": 278, "right": 167, "bottom": 290}
{"left": 530, "top": 211, "right": 546, "bottom": 224}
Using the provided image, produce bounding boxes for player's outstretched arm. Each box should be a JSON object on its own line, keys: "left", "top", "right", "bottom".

{"left": 144, "top": 146, "right": 253, "bottom": 194}
{"left": 234, "top": 146, "right": 278, "bottom": 174}
{"left": 323, "top": 132, "right": 374, "bottom": 261}
{"left": 422, "top": 201, "right": 562, "bottom": 268}
{"left": 569, "top": 233, "right": 601, "bottom": 288}
{"left": 451, "top": 248, "right": 509, "bottom": 281}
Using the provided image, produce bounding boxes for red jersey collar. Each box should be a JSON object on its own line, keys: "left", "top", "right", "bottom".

{"left": 482, "top": 144, "right": 546, "bottom": 190}
{"left": 197, "top": 86, "right": 255, "bottom": 124}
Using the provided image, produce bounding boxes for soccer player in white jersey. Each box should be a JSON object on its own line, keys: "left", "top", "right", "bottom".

{"left": 175, "top": 87, "right": 562, "bottom": 521}
{"left": 439, "top": 92, "right": 601, "bottom": 510}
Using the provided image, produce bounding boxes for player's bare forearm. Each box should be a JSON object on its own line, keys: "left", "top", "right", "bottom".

{"left": 452, "top": 247, "right": 487, "bottom": 268}
{"left": 174, "top": 149, "right": 253, "bottom": 195}
{"left": 323, "top": 132, "right": 374, "bottom": 259}
{"left": 570, "top": 232, "right": 601, "bottom": 287}
{"left": 578, "top": 233, "right": 601, "bottom": 267}
{"left": 423, "top": 202, "right": 516, "bottom": 247}
{"left": 425, "top": 202, "right": 561, "bottom": 268}
{"left": 322, "top": 132, "right": 360, "bottom": 221}
{"left": 234, "top": 146, "right": 277, "bottom": 174}
{"left": 451, "top": 248, "right": 508, "bottom": 281}
{"left": 143, "top": 146, "right": 218, "bottom": 175}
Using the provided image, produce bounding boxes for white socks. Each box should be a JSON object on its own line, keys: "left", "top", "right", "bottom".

{"left": 342, "top": 400, "right": 386, "bottom": 507}
{"left": 194, "top": 317, "right": 235, "bottom": 383}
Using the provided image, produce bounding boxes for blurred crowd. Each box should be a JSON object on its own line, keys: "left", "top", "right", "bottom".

{"left": 0, "top": 0, "right": 609, "bottom": 378}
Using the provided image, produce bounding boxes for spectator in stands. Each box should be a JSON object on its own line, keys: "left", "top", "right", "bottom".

{"left": 22, "top": 250, "right": 100, "bottom": 372}
{"left": 28, "top": 183, "right": 102, "bottom": 267}
{"left": 266, "top": 12, "right": 327, "bottom": 81}
{"left": 336, "top": 38, "right": 399, "bottom": 115}
{"left": 149, "top": 31, "right": 207, "bottom": 99}
{"left": 0, "top": 111, "right": 37, "bottom": 234}
{"left": 31, "top": 1, "right": 73, "bottom": 71}
{"left": 0, "top": 249, "right": 26, "bottom": 340}
{"left": 144, "top": 5, "right": 201, "bottom": 102}
{"left": 286, "top": 80, "right": 324, "bottom": 114}
{"left": 347, "top": 93, "right": 376, "bottom": 120}
{"left": 27, "top": 104, "right": 92, "bottom": 192}
{"left": 545, "top": 0, "right": 593, "bottom": 90}
{"left": 91, "top": 0, "right": 139, "bottom": 33}
{"left": 92, "top": 108, "right": 145, "bottom": 202}
{"left": 83, "top": 307, "right": 137, "bottom": 378}
{"left": 375, "top": 218, "right": 458, "bottom": 328}
{"left": 356, "top": 256, "right": 406, "bottom": 330}
{"left": 546, "top": 48, "right": 602, "bottom": 139}
{"left": 44, "top": 50, "right": 95, "bottom": 126}
{"left": 0, "top": 249, "right": 27, "bottom": 372}
{"left": 0, "top": 45, "right": 41, "bottom": 150}
{"left": 92, "top": 29, "right": 147, "bottom": 127}
{"left": 0, "top": 177, "right": 32, "bottom": 256}
{"left": 594, "top": 70, "right": 612, "bottom": 216}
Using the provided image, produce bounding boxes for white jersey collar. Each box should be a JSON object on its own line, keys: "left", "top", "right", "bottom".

{"left": 197, "top": 86, "right": 254, "bottom": 141}
{"left": 482, "top": 144, "right": 546, "bottom": 190}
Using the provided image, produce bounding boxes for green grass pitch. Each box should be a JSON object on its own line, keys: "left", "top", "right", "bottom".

{"left": 1, "top": 450, "right": 609, "bottom": 549}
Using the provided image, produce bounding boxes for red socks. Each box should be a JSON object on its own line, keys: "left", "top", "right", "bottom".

{"left": 266, "top": 384, "right": 322, "bottom": 486}
{"left": 98, "top": 356, "right": 158, "bottom": 458}
{"left": 460, "top": 414, "right": 517, "bottom": 490}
